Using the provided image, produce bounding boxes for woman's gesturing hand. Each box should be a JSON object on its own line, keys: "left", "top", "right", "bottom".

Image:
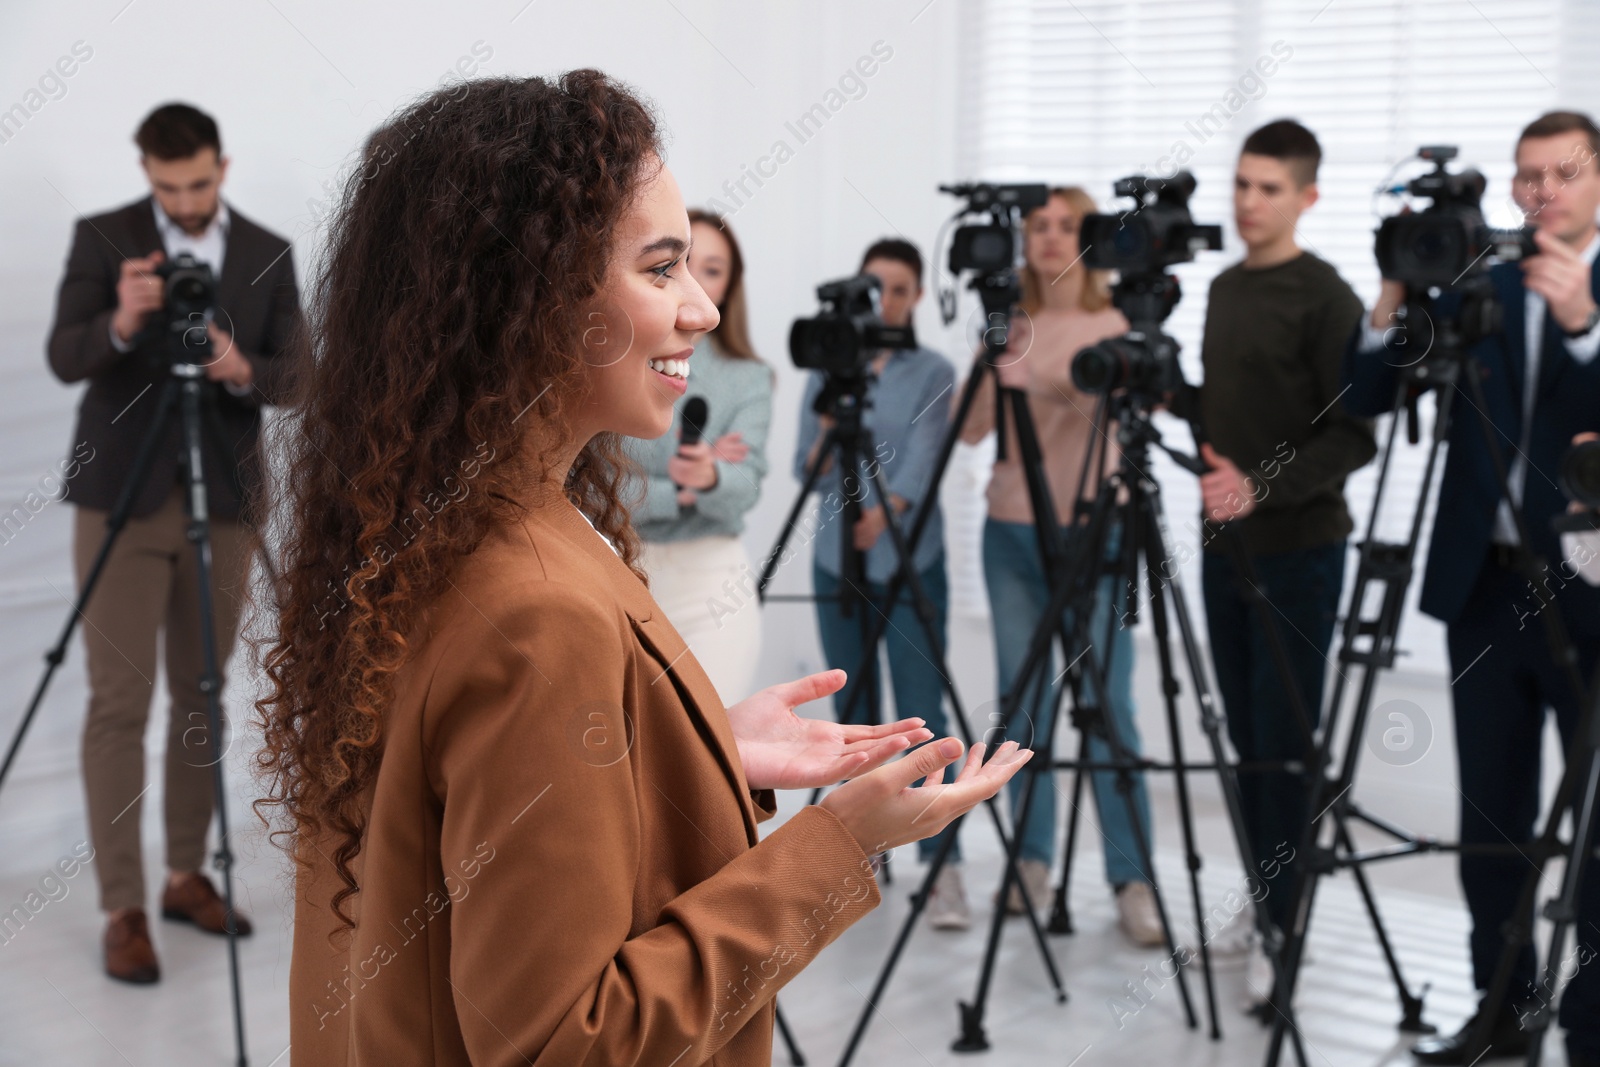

{"left": 820, "top": 738, "right": 1031, "bottom": 855}
{"left": 725, "top": 669, "right": 933, "bottom": 791}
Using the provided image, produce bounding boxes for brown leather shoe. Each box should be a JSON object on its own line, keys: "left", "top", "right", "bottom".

{"left": 104, "top": 910, "right": 160, "bottom": 984}
{"left": 160, "top": 873, "right": 253, "bottom": 937}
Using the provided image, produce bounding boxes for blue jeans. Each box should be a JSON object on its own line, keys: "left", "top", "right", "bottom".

{"left": 982, "top": 519, "right": 1152, "bottom": 884}
{"left": 1201, "top": 540, "right": 1343, "bottom": 931}
{"left": 813, "top": 558, "right": 958, "bottom": 862}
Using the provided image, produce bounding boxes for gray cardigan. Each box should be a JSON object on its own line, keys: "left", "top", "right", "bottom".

{"left": 623, "top": 336, "right": 774, "bottom": 542}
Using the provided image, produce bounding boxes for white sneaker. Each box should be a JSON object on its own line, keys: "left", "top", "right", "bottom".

{"left": 1004, "top": 858, "right": 1053, "bottom": 916}
{"left": 1205, "top": 899, "right": 1257, "bottom": 959}
{"left": 926, "top": 865, "right": 971, "bottom": 931}
{"left": 1241, "top": 939, "right": 1276, "bottom": 1015}
{"left": 1115, "top": 881, "right": 1166, "bottom": 947}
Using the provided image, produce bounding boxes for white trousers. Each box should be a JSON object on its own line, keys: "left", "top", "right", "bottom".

{"left": 639, "top": 535, "right": 763, "bottom": 705}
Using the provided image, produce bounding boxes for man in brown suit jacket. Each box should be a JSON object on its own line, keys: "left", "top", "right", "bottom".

{"left": 45, "top": 103, "right": 301, "bottom": 984}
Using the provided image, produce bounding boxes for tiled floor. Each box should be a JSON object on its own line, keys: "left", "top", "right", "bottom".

{"left": 0, "top": 600, "right": 1581, "bottom": 1065}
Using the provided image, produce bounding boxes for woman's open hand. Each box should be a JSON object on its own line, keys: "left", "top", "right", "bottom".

{"left": 725, "top": 669, "right": 932, "bottom": 791}
{"left": 820, "top": 738, "right": 1031, "bottom": 855}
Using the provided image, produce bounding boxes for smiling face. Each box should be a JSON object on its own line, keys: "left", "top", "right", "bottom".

{"left": 1024, "top": 193, "right": 1082, "bottom": 279}
{"left": 142, "top": 148, "right": 227, "bottom": 235}
{"left": 577, "top": 160, "right": 719, "bottom": 442}
{"left": 1514, "top": 133, "right": 1600, "bottom": 246}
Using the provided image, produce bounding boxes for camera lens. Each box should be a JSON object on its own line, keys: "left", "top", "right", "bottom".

{"left": 1561, "top": 440, "right": 1600, "bottom": 511}
{"left": 1071, "top": 341, "right": 1125, "bottom": 394}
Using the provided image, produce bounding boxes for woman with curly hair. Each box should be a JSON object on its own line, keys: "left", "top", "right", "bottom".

{"left": 257, "top": 70, "right": 1029, "bottom": 1066}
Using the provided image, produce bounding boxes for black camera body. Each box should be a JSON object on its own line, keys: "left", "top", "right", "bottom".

{"left": 790, "top": 273, "right": 915, "bottom": 377}
{"left": 153, "top": 252, "right": 219, "bottom": 363}
{"left": 940, "top": 182, "right": 1050, "bottom": 275}
{"left": 1079, "top": 171, "right": 1224, "bottom": 274}
{"left": 1070, "top": 172, "right": 1221, "bottom": 401}
{"left": 1375, "top": 146, "right": 1537, "bottom": 289}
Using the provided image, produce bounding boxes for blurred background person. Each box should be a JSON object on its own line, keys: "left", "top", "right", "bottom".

{"left": 624, "top": 209, "right": 772, "bottom": 703}
{"left": 793, "top": 238, "right": 966, "bottom": 929}
{"left": 45, "top": 102, "right": 301, "bottom": 984}
{"left": 956, "top": 186, "right": 1163, "bottom": 947}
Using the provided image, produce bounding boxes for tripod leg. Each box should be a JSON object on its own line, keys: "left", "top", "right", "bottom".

{"left": 177, "top": 377, "right": 250, "bottom": 1067}
{"left": 1050, "top": 731, "right": 1090, "bottom": 935}
{"left": 773, "top": 1001, "right": 806, "bottom": 1066}
{"left": 0, "top": 379, "right": 182, "bottom": 794}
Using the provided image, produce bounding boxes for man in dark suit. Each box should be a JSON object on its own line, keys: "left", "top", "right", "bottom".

{"left": 46, "top": 103, "right": 301, "bottom": 984}
{"left": 1345, "top": 110, "right": 1600, "bottom": 1067}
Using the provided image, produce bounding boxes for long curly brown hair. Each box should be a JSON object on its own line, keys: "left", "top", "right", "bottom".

{"left": 255, "top": 70, "right": 660, "bottom": 926}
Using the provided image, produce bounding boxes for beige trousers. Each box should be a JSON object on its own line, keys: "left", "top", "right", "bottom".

{"left": 73, "top": 486, "right": 253, "bottom": 912}
{"left": 639, "top": 535, "right": 763, "bottom": 706}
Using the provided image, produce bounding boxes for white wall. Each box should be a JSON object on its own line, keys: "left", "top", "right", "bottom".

{"left": 0, "top": 0, "right": 969, "bottom": 695}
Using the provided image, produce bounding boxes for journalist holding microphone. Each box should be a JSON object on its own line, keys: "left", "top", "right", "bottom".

{"left": 1344, "top": 110, "right": 1600, "bottom": 1066}
{"left": 45, "top": 103, "right": 301, "bottom": 985}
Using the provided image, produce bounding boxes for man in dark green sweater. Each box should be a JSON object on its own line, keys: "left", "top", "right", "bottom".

{"left": 1194, "top": 119, "right": 1374, "bottom": 1012}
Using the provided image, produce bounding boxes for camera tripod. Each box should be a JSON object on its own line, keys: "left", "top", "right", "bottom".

{"left": 0, "top": 342, "right": 256, "bottom": 1067}
{"left": 757, "top": 356, "right": 1069, "bottom": 1067}
{"left": 1262, "top": 287, "right": 1597, "bottom": 1067}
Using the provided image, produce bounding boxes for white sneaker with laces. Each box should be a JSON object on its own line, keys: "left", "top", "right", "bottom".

{"left": 1115, "top": 881, "right": 1166, "bottom": 947}
{"left": 1206, "top": 899, "right": 1257, "bottom": 960}
{"left": 926, "top": 865, "right": 971, "bottom": 931}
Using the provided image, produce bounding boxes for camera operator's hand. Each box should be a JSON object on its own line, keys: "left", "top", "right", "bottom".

{"left": 1369, "top": 279, "right": 1406, "bottom": 332}
{"left": 854, "top": 504, "right": 888, "bottom": 551}
{"left": 202, "top": 323, "right": 254, "bottom": 388}
{"left": 820, "top": 738, "right": 1031, "bottom": 855}
{"left": 1200, "top": 443, "right": 1258, "bottom": 522}
{"left": 112, "top": 251, "right": 166, "bottom": 344}
{"left": 1524, "top": 229, "right": 1599, "bottom": 333}
{"left": 667, "top": 441, "right": 718, "bottom": 491}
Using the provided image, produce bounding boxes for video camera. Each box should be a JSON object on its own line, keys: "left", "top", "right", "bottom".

{"left": 1375, "top": 145, "right": 1537, "bottom": 290}
{"left": 939, "top": 182, "right": 1051, "bottom": 275}
{"left": 789, "top": 273, "right": 915, "bottom": 377}
{"left": 153, "top": 252, "right": 218, "bottom": 364}
{"left": 1080, "top": 171, "right": 1223, "bottom": 275}
{"left": 1071, "top": 171, "right": 1221, "bottom": 400}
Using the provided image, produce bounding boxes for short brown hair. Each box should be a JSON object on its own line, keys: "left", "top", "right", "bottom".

{"left": 1518, "top": 110, "right": 1600, "bottom": 161}
{"left": 135, "top": 103, "right": 220, "bottom": 161}
{"left": 1241, "top": 119, "right": 1322, "bottom": 187}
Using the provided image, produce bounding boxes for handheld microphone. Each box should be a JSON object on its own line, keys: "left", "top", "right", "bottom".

{"left": 680, "top": 397, "right": 709, "bottom": 449}
{"left": 672, "top": 397, "right": 710, "bottom": 495}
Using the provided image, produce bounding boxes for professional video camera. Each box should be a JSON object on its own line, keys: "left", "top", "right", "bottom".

{"left": 153, "top": 251, "right": 218, "bottom": 363}
{"left": 1071, "top": 170, "right": 1221, "bottom": 399}
{"left": 789, "top": 273, "right": 915, "bottom": 377}
{"left": 940, "top": 182, "right": 1052, "bottom": 274}
{"left": 1079, "top": 171, "right": 1224, "bottom": 274}
{"left": 1375, "top": 145, "right": 1538, "bottom": 290}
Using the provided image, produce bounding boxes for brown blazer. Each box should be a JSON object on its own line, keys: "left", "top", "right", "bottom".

{"left": 289, "top": 494, "right": 881, "bottom": 1065}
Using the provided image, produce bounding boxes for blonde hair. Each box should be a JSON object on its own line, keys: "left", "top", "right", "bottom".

{"left": 688, "top": 208, "right": 760, "bottom": 361}
{"left": 1019, "top": 186, "right": 1114, "bottom": 315}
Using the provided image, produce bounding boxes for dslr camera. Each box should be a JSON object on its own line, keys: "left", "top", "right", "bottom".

{"left": 153, "top": 252, "right": 219, "bottom": 363}
{"left": 1375, "top": 145, "right": 1537, "bottom": 290}
{"left": 790, "top": 273, "right": 914, "bottom": 377}
{"left": 1079, "top": 171, "right": 1223, "bottom": 274}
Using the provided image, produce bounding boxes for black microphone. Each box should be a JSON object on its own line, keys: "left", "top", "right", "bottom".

{"left": 679, "top": 396, "right": 709, "bottom": 449}
{"left": 672, "top": 397, "right": 710, "bottom": 495}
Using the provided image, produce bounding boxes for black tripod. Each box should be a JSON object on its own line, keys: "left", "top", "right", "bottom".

{"left": 758, "top": 340, "right": 1069, "bottom": 1067}
{"left": 1263, "top": 285, "right": 1594, "bottom": 1067}
{"left": 0, "top": 340, "right": 254, "bottom": 1067}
